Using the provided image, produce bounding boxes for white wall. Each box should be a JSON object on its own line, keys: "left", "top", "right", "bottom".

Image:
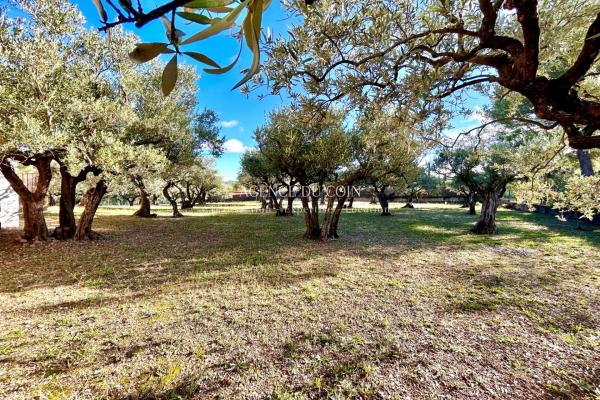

{"left": 0, "top": 176, "right": 19, "bottom": 228}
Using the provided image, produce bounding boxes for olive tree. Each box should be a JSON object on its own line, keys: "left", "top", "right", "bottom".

{"left": 263, "top": 0, "right": 600, "bottom": 150}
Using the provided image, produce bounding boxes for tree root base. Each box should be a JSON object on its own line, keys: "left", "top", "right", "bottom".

{"left": 471, "top": 223, "right": 497, "bottom": 235}
{"left": 133, "top": 212, "right": 157, "bottom": 218}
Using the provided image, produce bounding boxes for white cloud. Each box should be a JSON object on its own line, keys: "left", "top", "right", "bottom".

{"left": 223, "top": 138, "right": 253, "bottom": 153}
{"left": 467, "top": 106, "right": 487, "bottom": 123}
{"left": 221, "top": 120, "right": 240, "bottom": 128}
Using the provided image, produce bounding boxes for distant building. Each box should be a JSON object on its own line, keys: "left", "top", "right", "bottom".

{"left": 0, "top": 175, "right": 19, "bottom": 228}
{"left": 231, "top": 191, "right": 256, "bottom": 201}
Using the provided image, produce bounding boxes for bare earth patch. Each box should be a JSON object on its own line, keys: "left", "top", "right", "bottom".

{"left": 0, "top": 203, "right": 598, "bottom": 399}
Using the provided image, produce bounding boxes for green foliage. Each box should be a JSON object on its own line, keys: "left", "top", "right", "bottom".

{"left": 116, "top": 0, "right": 272, "bottom": 95}
{"left": 254, "top": 100, "right": 349, "bottom": 185}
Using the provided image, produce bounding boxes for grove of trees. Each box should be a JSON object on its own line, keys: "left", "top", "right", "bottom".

{"left": 1, "top": 0, "right": 597, "bottom": 242}
{"left": 0, "top": 0, "right": 224, "bottom": 241}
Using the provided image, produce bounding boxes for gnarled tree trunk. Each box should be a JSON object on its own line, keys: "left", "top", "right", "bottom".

{"left": 377, "top": 193, "right": 392, "bottom": 216}
{"left": 163, "top": 182, "right": 183, "bottom": 218}
{"left": 21, "top": 198, "right": 49, "bottom": 241}
{"left": 403, "top": 192, "right": 414, "bottom": 208}
{"left": 286, "top": 194, "right": 295, "bottom": 215}
{"left": 320, "top": 192, "right": 347, "bottom": 241}
{"left": 329, "top": 197, "right": 346, "bottom": 238}
{"left": 346, "top": 196, "right": 354, "bottom": 209}
{"left": 55, "top": 165, "right": 101, "bottom": 239}
{"left": 260, "top": 194, "right": 268, "bottom": 210}
{"left": 300, "top": 192, "right": 321, "bottom": 239}
{"left": 467, "top": 191, "right": 477, "bottom": 215}
{"left": 76, "top": 180, "right": 107, "bottom": 240}
{"left": 132, "top": 176, "right": 155, "bottom": 218}
{"left": 56, "top": 168, "right": 77, "bottom": 239}
{"left": 577, "top": 149, "right": 594, "bottom": 177}
{"left": 472, "top": 191, "right": 500, "bottom": 234}
{"left": 0, "top": 155, "right": 53, "bottom": 241}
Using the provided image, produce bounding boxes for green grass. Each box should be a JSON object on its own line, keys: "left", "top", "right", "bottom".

{"left": 0, "top": 202, "right": 598, "bottom": 399}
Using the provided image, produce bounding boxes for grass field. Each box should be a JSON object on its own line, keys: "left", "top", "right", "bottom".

{"left": 0, "top": 203, "right": 598, "bottom": 399}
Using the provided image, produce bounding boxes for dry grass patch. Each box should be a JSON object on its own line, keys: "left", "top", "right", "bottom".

{"left": 0, "top": 203, "right": 598, "bottom": 399}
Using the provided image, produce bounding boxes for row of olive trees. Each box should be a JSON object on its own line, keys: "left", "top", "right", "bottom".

{"left": 240, "top": 99, "right": 424, "bottom": 241}
{"left": 0, "top": 0, "right": 224, "bottom": 241}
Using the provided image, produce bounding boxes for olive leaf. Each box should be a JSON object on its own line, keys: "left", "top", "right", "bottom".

{"left": 181, "top": 0, "right": 251, "bottom": 45}
{"left": 177, "top": 12, "right": 212, "bottom": 25}
{"left": 205, "top": 7, "right": 234, "bottom": 12}
{"left": 184, "top": 0, "right": 236, "bottom": 8}
{"left": 129, "top": 43, "right": 169, "bottom": 64}
{"left": 184, "top": 52, "right": 220, "bottom": 68}
{"left": 232, "top": 0, "right": 263, "bottom": 90}
{"left": 92, "top": 0, "right": 107, "bottom": 22}
{"left": 162, "top": 55, "right": 178, "bottom": 96}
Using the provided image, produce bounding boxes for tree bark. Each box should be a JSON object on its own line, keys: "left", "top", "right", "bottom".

{"left": 577, "top": 149, "right": 594, "bottom": 177}
{"left": 301, "top": 192, "right": 321, "bottom": 239}
{"left": 56, "top": 165, "right": 102, "bottom": 239}
{"left": 403, "top": 192, "right": 414, "bottom": 208}
{"left": 269, "top": 188, "right": 285, "bottom": 216}
{"left": 377, "top": 193, "right": 392, "bottom": 216}
{"left": 163, "top": 183, "right": 183, "bottom": 217}
{"left": 0, "top": 156, "right": 53, "bottom": 241}
{"left": 132, "top": 176, "right": 155, "bottom": 217}
{"left": 329, "top": 196, "right": 346, "bottom": 238}
{"left": 76, "top": 180, "right": 107, "bottom": 240}
{"left": 56, "top": 167, "right": 78, "bottom": 239}
{"left": 347, "top": 196, "right": 354, "bottom": 209}
{"left": 468, "top": 191, "right": 477, "bottom": 215}
{"left": 260, "top": 193, "right": 268, "bottom": 210}
{"left": 21, "top": 197, "right": 49, "bottom": 241}
{"left": 472, "top": 191, "right": 500, "bottom": 234}
{"left": 320, "top": 192, "right": 347, "bottom": 241}
{"left": 181, "top": 183, "right": 195, "bottom": 209}
{"left": 286, "top": 194, "right": 295, "bottom": 215}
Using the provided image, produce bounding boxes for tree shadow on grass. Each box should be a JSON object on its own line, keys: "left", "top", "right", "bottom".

{"left": 1, "top": 207, "right": 598, "bottom": 400}
{"left": 0, "top": 206, "right": 597, "bottom": 303}
{"left": 340, "top": 206, "right": 599, "bottom": 248}
{"left": 0, "top": 212, "right": 340, "bottom": 296}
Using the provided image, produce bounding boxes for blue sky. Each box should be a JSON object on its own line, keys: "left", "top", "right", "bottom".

{"left": 72, "top": 0, "right": 486, "bottom": 181}
{"left": 72, "top": 0, "right": 296, "bottom": 181}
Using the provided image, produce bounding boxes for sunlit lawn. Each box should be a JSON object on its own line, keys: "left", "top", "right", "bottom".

{"left": 0, "top": 203, "right": 598, "bottom": 399}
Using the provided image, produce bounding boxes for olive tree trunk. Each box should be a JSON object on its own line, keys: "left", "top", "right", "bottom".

{"left": 320, "top": 192, "right": 347, "bottom": 241}
{"left": 577, "top": 150, "right": 594, "bottom": 177}
{"left": 300, "top": 192, "right": 321, "bottom": 239}
{"left": 76, "top": 180, "right": 107, "bottom": 240}
{"left": 286, "top": 195, "right": 295, "bottom": 215}
{"left": 55, "top": 165, "right": 101, "bottom": 239}
{"left": 56, "top": 167, "right": 78, "bottom": 239}
{"left": 468, "top": 191, "right": 477, "bottom": 215}
{"left": 377, "top": 193, "right": 392, "bottom": 216}
{"left": 0, "top": 155, "right": 53, "bottom": 241}
{"left": 132, "top": 176, "right": 155, "bottom": 217}
{"left": 347, "top": 196, "right": 354, "bottom": 209}
{"left": 163, "top": 182, "right": 183, "bottom": 218}
{"left": 472, "top": 191, "right": 500, "bottom": 234}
